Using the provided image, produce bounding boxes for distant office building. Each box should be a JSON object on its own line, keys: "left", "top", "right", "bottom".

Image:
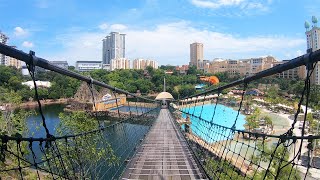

{"left": 50, "top": 61, "right": 69, "bottom": 69}
{"left": 102, "top": 64, "right": 111, "bottom": 71}
{"left": 209, "top": 59, "right": 240, "bottom": 75}
{"left": 175, "top": 65, "right": 189, "bottom": 74}
{"left": 190, "top": 42, "right": 203, "bottom": 69}
{"left": 22, "top": 65, "right": 46, "bottom": 75}
{"left": 207, "top": 56, "right": 277, "bottom": 76}
{"left": 200, "top": 60, "right": 210, "bottom": 73}
{"left": 133, "top": 59, "right": 158, "bottom": 70}
{"left": 0, "top": 36, "right": 22, "bottom": 69}
{"left": 4, "top": 46, "right": 21, "bottom": 69}
{"left": 246, "top": 56, "right": 277, "bottom": 75}
{"left": 305, "top": 16, "right": 320, "bottom": 84}
{"left": 75, "top": 61, "right": 102, "bottom": 72}
{"left": 0, "top": 31, "right": 9, "bottom": 65}
{"left": 21, "top": 65, "right": 29, "bottom": 76}
{"left": 102, "top": 32, "right": 126, "bottom": 64}
{"left": 208, "top": 58, "right": 228, "bottom": 74}
{"left": 5, "top": 55, "right": 21, "bottom": 69}
{"left": 273, "top": 60, "right": 305, "bottom": 79}
{"left": 207, "top": 56, "right": 307, "bottom": 79}
{"left": 111, "top": 58, "right": 130, "bottom": 70}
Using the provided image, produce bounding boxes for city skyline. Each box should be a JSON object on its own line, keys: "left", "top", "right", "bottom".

{"left": 0, "top": 0, "right": 319, "bottom": 65}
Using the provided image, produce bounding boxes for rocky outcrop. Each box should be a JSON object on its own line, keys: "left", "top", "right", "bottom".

{"left": 74, "top": 82, "right": 99, "bottom": 103}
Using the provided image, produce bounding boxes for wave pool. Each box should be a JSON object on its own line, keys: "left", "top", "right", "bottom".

{"left": 182, "top": 104, "right": 246, "bottom": 143}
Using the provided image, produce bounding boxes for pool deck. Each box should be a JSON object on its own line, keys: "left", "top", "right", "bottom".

{"left": 186, "top": 133, "right": 252, "bottom": 175}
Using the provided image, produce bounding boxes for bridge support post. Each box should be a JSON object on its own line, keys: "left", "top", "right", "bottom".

{"left": 185, "top": 115, "right": 191, "bottom": 133}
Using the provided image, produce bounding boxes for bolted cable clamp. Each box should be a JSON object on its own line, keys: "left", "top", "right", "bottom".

{"left": 28, "top": 51, "right": 39, "bottom": 71}
{"left": 304, "top": 52, "right": 315, "bottom": 71}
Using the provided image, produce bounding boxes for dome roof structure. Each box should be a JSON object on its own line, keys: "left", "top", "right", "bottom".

{"left": 155, "top": 92, "right": 174, "bottom": 100}
{"left": 312, "top": 16, "right": 318, "bottom": 24}
{"left": 305, "top": 21, "right": 310, "bottom": 29}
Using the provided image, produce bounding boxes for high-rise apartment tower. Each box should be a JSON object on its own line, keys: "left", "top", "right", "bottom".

{"left": 190, "top": 42, "right": 203, "bottom": 69}
{"left": 305, "top": 16, "right": 320, "bottom": 85}
{"left": 0, "top": 31, "right": 9, "bottom": 65}
{"left": 102, "top": 32, "right": 126, "bottom": 64}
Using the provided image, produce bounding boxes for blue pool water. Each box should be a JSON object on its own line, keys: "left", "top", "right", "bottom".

{"left": 182, "top": 104, "right": 246, "bottom": 143}
{"left": 111, "top": 106, "right": 153, "bottom": 113}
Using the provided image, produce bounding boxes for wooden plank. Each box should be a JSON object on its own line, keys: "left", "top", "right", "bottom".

{"left": 121, "top": 109, "right": 207, "bottom": 179}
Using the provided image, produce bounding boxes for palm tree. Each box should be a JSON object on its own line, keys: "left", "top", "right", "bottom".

{"left": 244, "top": 95, "right": 253, "bottom": 114}
{"left": 264, "top": 115, "right": 273, "bottom": 131}
{"left": 246, "top": 116, "right": 259, "bottom": 131}
{"left": 245, "top": 108, "right": 261, "bottom": 132}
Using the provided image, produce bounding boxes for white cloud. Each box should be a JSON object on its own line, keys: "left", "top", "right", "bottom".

{"left": 22, "top": 41, "right": 34, "bottom": 48}
{"left": 98, "top": 23, "right": 128, "bottom": 32}
{"left": 243, "top": 2, "right": 270, "bottom": 13}
{"left": 110, "top": 24, "right": 127, "bottom": 31}
{"left": 98, "top": 23, "right": 108, "bottom": 30}
{"left": 48, "top": 21, "right": 305, "bottom": 66}
{"left": 190, "top": 0, "right": 271, "bottom": 15}
{"left": 296, "top": 50, "right": 304, "bottom": 56}
{"left": 14, "top": 27, "right": 28, "bottom": 37}
{"left": 191, "top": 0, "right": 245, "bottom": 9}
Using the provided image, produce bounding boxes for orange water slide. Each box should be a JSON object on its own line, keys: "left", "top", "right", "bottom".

{"left": 199, "top": 76, "right": 219, "bottom": 84}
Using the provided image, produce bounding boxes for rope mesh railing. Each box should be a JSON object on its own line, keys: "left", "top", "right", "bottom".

{"left": 1, "top": 43, "right": 320, "bottom": 179}
{"left": 0, "top": 45, "right": 160, "bottom": 179}
{"left": 170, "top": 59, "right": 320, "bottom": 179}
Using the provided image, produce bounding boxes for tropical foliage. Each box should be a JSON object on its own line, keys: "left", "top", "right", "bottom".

{"left": 204, "top": 143, "right": 300, "bottom": 180}
{"left": 245, "top": 107, "right": 273, "bottom": 132}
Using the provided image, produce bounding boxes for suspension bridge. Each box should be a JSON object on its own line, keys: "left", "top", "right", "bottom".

{"left": 1, "top": 43, "right": 320, "bottom": 179}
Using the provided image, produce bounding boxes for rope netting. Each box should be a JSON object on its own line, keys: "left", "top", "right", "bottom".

{"left": 0, "top": 52, "right": 160, "bottom": 179}
{"left": 172, "top": 62, "right": 320, "bottom": 180}
{"left": 1, "top": 43, "right": 320, "bottom": 179}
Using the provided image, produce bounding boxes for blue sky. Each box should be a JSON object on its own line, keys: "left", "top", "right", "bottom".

{"left": 0, "top": 0, "right": 319, "bottom": 65}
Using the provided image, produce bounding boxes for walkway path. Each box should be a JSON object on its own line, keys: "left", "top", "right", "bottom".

{"left": 121, "top": 109, "right": 207, "bottom": 180}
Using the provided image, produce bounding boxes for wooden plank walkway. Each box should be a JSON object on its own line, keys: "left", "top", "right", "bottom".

{"left": 121, "top": 109, "right": 207, "bottom": 180}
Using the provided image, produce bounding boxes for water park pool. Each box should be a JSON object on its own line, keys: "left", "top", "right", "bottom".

{"left": 195, "top": 84, "right": 205, "bottom": 90}
{"left": 110, "top": 106, "right": 153, "bottom": 113}
{"left": 182, "top": 104, "right": 246, "bottom": 143}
